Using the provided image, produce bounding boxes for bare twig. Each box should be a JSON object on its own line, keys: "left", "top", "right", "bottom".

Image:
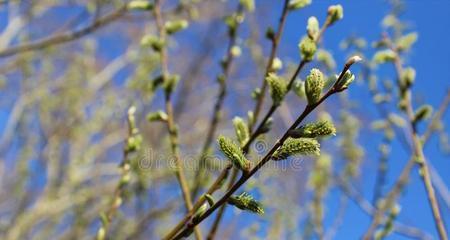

{"left": 0, "top": 5, "right": 127, "bottom": 58}
{"left": 152, "top": 1, "right": 202, "bottom": 239}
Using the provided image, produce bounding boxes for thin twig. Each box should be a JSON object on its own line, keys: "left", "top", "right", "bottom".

{"left": 0, "top": 5, "right": 127, "bottom": 58}
{"left": 363, "top": 43, "right": 448, "bottom": 240}
{"left": 152, "top": 0, "right": 202, "bottom": 239}
{"left": 191, "top": 3, "right": 245, "bottom": 200}
{"left": 250, "top": 0, "right": 290, "bottom": 131}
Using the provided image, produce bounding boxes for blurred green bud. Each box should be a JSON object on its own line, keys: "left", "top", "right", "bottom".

{"left": 127, "top": 1, "right": 154, "bottom": 10}
{"left": 218, "top": 136, "right": 251, "bottom": 172}
{"left": 327, "top": 4, "right": 344, "bottom": 25}
{"left": 371, "top": 120, "right": 388, "bottom": 130}
{"left": 165, "top": 20, "right": 189, "bottom": 35}
{"left": 97, "top": 227, "right": 106, "bottom": 240}
{"left": 266, "top": 73, "right": 287, "bottom": 106}
{"left": 388, "top": 113, "right": 406, "bottom": 127}
{"left": 396, "top": 32, "right": 418, "bottom": 52}
{"left": 307, "top": 16, "right": 319, "bottom": 40}
{"left": 289, "top": 120, "right": 336, "bottom": 138}
{"left": 373, "top": 50, "right": 396, "bottom": 64}
{"left": 192, "top": 203, "right": 208, "bottom": 222}
{"left": 233, "top": 117, "right": 250, "bottom": 147}
{"left": 230, "top": 45, "right": 242, "bottom": 57}
{"left": 305, "top": 68, "right": 324, "bottom": 105}
{"left": 273, "top": 138, "right": 320, "bottom": 160}
{"left": 271, "top": 57, "right": 283, "bottom": 71}
{"left": 205, "top": 194, "right": 215, "bottom": 206}
{"left": 140, "top": 35, "right": 165, "bottom": 52}
{"left": 299, "top": 36, "right": 317, "bottom": 61}
{"left": 164, "top": 74, "right": 180, "bottom": 94}
{"left": 147, "top": 110, "right": 168, "bottom": 122}
{"left": 228, "top": 192, "right": 264, "bottom": 215}
{"left": 265, "top": 27, "right": 275, "bottom": 40}
{"left": 251, "top": 88, "right": 261, "bottom": 100}
{"left": 240, "top": 0, "right": 255, "bottom": 12}
{"left": 288, "top": 0, "right": 312, "bottom": 10}
{"left": 247, "top": 111, "right": 255, "bottom": 127}
{"left": 401, "top": 67, "right": 415, "bottom": 88}
{"left": 259, "top": 117, "right": 273, "bottom": 134}
{"left": 316, "top": 49, "right": 336, "bottom": 70}
{"left": 414, "top": 105, "right": 433, "bottom": 123}
{"left": 126, "top": 135, "right": 142, "bottom": 152}
{"left": 293, "top": 79, "right": 306, "bottom": 99}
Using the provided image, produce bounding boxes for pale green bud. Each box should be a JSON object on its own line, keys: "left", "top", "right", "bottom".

{"left": 336, "top": 70, "right": 355, "bottom": 90}
{"left": 265, "top": 27, "right": 275, "bottom": 40}
{"left": 192, "top": 203, "right": 208, "bottom": 222}
{"left": 147, "top": 110, "right": 168, "bottom": 122}
{"left": 228, "top": 192, "right": 264, "bottom": 215}
{"left": 163, "top": 74, "right": 180, "bottom": 94}
{"left": 271, "top": 57, "right": 283, "bottom": 71}
{"left": 288, "top": 0, "right": 312, "bottom": 10}
{"left": 251, "top": 88, "right": 261, "bottom": 99}
{"left": 299, "top": 36, "right": 317, "bottom": 61}
{"left": 373, "top": 50, "right": 396, "bottom": 64}
{"left": 164, "top": 20, "right": 189, "bottom": 35}
{"left": 289, "top": 120, "right": 336, "bottom": 138}
{"left": 307, "top": 16, "right": 319, "bottom": 40}
{"left": 396, "top": 32, "right": 418, "bottom": 52}
{"left": 414, "top": 105, "right": 433, "bottom": 123}
{"left": 96, "top": 227, "right": 106, "bottom": 240}
{"left": 127, "top": 1, "right": 154, "bottom": 11}
{"left": 316, "top": 49, "right": 336, "bottom": 70}
{"left": 305, "top": 68, "right": 324, "bottom": 105}
{"left": 140, "top": 35, "right": 164, "bottom": 51}
{"left": 401, "top": 67, "right": 415, "bottom": 88}
{"left": 371, "top": 120, "right": 388, "bottom": 130}
{"left": 327, "top": 4, "right": 344, "bottom": 25}
{"left": 233, "top": 117, "right": 250, "bottom": 146}
{"left": 388, "top": 113, "right": 406, "bottom": 127}
{"left": 230, "top": 45, "right": 242, "bottom": 57}
{"left": 240, "top": 0, "right": 255, "bottom": 12}
{"left": 272, "top": 138, "right": 320, "bottom": 160}
{"left": 266, "top": 73, "right": 287, "bottom": 106}
{"left": 218, "top": 136, "right": 251, "bottom": 172}
{"left": 293, "top": 79, "right": 306, "bottom": 99}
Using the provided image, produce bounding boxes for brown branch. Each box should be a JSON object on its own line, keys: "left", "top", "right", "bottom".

{"left": 167, "top": 59, "right": 358, "bottom": 240}
{"left": 152, "top": 0, "right": 202, "bottom": 239}
{"left": 0, "top": 5, "right": 127, "bottom": 58}
{"left": 363, "top": 45, "right": 449, "bottom": 239}
{"left": 191, "top": 3, "right": 245, "bottom": 200}
{"left": 250, "top": 0, "right": 289, "bottom": 131}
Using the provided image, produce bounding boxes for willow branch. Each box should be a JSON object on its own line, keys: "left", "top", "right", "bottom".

{"left": 153, "top": 0, "right": 202, "bottom": 239}
{"left": 168, "top": 59, "right": 358, "bottom": 240}
{"left": 191, "top": 3, "right": 245, "bottom": 199}
{"left": 0, "top": 5, "right": 127, "bottom": 58}
{"left": 363, "top": 46, "right": 448, "bottom": 240}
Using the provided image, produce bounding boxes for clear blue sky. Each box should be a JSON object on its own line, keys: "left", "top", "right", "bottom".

{"left": 0, "top": 0, "right": 449, "bottom": 239}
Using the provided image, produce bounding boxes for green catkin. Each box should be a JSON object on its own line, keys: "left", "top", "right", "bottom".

{"left": 305, "top": 68, "right": 324, "bottom": 105}
{"left": 217, "top": 135, "right": 251, "bottom": 171}
{"left": 228, "top": 192, "right": 264, "bottom": 215}
{"left": 289, "top": 120, "right": 336, "bottom": 138}
{"left": 233, "top": 117, "right": 250, "bottom": 146}
{"left": 272, "top": 138, "right": 320, "bottom": 160}
{"left": 266, "top": 73, "right": 287, "bottom": 106}
{"left": 299, "top": 37, "right": 317, "bottom": 61}
{"left": 288, "top": 0, "right": 312, "bottom": 10}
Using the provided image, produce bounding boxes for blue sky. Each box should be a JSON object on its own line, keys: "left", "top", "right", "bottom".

{"left": 0, "top": 0, "right": 449, "bottom": 239}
